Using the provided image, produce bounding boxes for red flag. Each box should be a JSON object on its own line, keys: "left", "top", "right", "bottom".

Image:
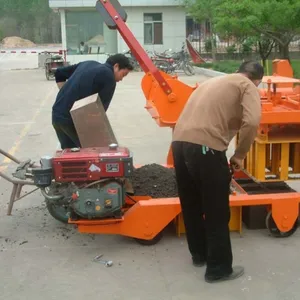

{"left": 186, "top": 38, "right": 206, "bottom": 64}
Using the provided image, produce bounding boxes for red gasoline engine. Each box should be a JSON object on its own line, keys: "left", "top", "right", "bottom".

{"left": 31, "top": 144, "right": 133, "bottom": 223}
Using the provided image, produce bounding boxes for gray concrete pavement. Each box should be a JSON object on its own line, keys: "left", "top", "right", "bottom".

{"left": 0, "top": 52, "right": 38, "bottom": 70}
{"left": 1, "top": 69, "right": 300, "bottom": 300}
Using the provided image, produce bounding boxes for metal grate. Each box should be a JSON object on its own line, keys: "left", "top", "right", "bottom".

{"left": 61, "top": 161, "right": 88, "bottom": 180}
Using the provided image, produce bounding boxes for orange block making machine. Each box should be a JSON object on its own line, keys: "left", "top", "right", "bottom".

{"left": 1, "top": 0, "right": 300, "bottom": 245}
{"left": 241, "top": 68, "right": 300, "bottom": 182}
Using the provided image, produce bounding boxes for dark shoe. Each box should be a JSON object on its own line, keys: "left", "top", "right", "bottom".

{"left": 192, "top": 256, "right": 205, "bottom": 267}
{"left": 205, "top": 266, "right": 244, "bottom": 283}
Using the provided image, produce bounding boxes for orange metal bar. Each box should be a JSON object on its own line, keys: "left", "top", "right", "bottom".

{"left": 280, "top": 143, "right": 290, "bottom": 180}
{"left": 96, "top": 0, "right": 196, "bottom": 128}
{"left": 293, "top": 144, "right": 300, "bottom": 173}
{"left": 166, "top": 145, "right": 174, "bottom": 167}
{"left": 97, "top": 0, "right": 173, "bottom": 96}
{"left": 261, "top": 110, "right": 300, "bottom": 124}
{"left": 254, "top": 143, "right": 266, "bottom": 180}
{"left": 271, "top": 144, "right": 280, "bottom": 177}
{"left": 262, "top": 76, "right": 300, "bottom": 84}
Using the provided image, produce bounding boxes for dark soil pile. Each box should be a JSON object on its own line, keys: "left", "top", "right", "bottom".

{"left": 131, "top": 163, "right": 178, "bottom": 198}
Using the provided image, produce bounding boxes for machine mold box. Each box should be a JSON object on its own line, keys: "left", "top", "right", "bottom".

{"left": 236, "top": 179, "right": 297, "bottom": 229}
{"left": 70, "top": 93, "right": 118, "bottom": 148}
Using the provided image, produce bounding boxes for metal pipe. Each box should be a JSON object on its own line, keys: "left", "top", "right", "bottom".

{"left": 40, "top": 188, "right": 64, "bottom": 201}
{"left": 0, "top": 149, "right": 20, "bottom": 164}
{"left": 16, "top": 184, "right": 23, "bottom": 199}
{"left": 83, "top": 178, "right": 109, "bottom": 188}
{"left": 7, "top": 184, "right": 18, "bottom": 215}
{"left": 14, "top": 187, "right": 39, "bottom": 202}
{"left": 0, "top": 171, "right": 36, "bottom": 185}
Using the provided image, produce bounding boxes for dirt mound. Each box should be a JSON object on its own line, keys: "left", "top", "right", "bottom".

{"left": 131, "top": 163, "right": 178, "bottom": 198}
{"left": 1, "top": 36, "right": 36, "bottom": 48}
{"left": 86, "top": 34, "right": 105, "bottom": 45}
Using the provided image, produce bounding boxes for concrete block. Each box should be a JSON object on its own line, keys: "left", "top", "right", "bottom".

{"left": 70, "top": 93, "right": 118, "bottom": 147}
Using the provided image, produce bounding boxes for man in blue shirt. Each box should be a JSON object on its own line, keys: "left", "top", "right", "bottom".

{"left": 52, "top": 53, "right": 133, "bottom": 149}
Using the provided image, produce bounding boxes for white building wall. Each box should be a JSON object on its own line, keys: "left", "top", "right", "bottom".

{"left": 49, "top": 0, "right": 180, "bottom": 8}
{"left": 60, "top": 9, "right": 67, "bottom": 50}
{"left": 117, "top": 6, "right": 186, "bottom": 53}
{"left": 53, "top": 2, "right": 187, "bottom": 64}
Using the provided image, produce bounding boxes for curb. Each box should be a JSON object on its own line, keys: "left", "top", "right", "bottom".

{"left": 0, "top": 49, "right": 64, "bottom": 54}
{"left": 0, "top": 50, "right": 38, "bottom": 54}
{"left": 10, "top": 68, "right": 39, "bottom": 71}
{"left": 193, "top": 66, "right": 265, "bottom": 88}
{"left": 194, "top": 66, "right": 226, "bottom": 77}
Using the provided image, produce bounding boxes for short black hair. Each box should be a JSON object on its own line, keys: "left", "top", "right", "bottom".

{"left": 106, "top": 53, "right": 134, "bottom": 70}
{"left": 237, "top": 61, "right": 264, "bottom": 80}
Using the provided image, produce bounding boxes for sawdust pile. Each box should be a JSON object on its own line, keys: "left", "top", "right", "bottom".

{"left": 131, "top": 163, "right": 178, "bottom": 198}
{"left": 86, "top": 34, "right": 105, "bottom": 45}
{"left": 1, "top": 36, "right": 36, "bottom": 48}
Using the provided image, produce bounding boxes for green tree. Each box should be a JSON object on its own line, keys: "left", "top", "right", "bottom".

{"left": 0, "top": 0, "right": 61, "bottom": 43}
{"left": 257, "top": 36, "right": 276, "bottom": 67}
{"left": 183, "top": 0, "right": 222, "bottom": 62}
{"left": 215, "top": 0, "right": 300, "bottom": 61}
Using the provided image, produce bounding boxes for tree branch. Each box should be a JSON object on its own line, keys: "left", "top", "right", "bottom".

{"left": 250, "top": 25, "right": 294, "bottom": 46}
{"left": 251, "top": 26, "right": 284, "bottom": 45}
{"left": 266, "top": 41, "right": 276, "bottom": 58}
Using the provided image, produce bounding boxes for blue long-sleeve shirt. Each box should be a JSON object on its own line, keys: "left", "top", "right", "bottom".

{"left": 52, "top": 60, "right": 116, "bottom": 124}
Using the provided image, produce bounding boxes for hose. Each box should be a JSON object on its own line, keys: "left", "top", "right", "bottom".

{"left": 40, "top": 188, "right": 64, "bottom": 201}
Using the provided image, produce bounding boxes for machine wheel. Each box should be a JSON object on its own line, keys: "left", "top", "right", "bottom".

{"left": 154, "top": 60, "right": 171, "bottom": 73}
{"left": 183, "top": 63, "right": 195, "bottom": 76}
{"left": 45, "top": 199, "right": 69, "bottom": 224}
{"left": 134, "top": 231, "right": 163, "bottom": 246}
{"left": 265, "top": 211, "right": 298, "bottom": 238}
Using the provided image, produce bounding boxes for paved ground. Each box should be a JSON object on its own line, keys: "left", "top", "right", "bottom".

{"left": 1, "top": 64, "right": 300, "bottom": 300}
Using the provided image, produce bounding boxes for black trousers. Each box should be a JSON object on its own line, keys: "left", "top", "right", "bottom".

{"left": 172, "top": 141, "right": 233, "bottom": 278}
{"left": 52, "top": 121, "right": 81, "bottom": 150}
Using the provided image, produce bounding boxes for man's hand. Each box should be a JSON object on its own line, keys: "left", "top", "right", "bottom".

{"left": 57, "top": 82, "right": 65, "bottom": 90}
{"left": 229, "top": 155, "right": 243, "bottom": 171}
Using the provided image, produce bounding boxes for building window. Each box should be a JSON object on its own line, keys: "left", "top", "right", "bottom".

{"left": 65, "top": 11, "right": 117, "bottom": 55}
{"left": 144, "top": 13, "right": 163, "bottom": 45}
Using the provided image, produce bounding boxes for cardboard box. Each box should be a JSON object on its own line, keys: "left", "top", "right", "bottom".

{"left": 70, "top": 93, "right": 118, "bottom": 148}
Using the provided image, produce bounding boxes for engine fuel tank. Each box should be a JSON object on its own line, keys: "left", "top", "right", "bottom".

{"left": 52, "top": 146, "right": 133, "bottom": 182}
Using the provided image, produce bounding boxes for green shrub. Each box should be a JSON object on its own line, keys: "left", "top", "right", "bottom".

{"left": 241, "top": 38, "right": 256, "bottom": 54}
{"left": 195, "top": 60, "right": 300, "bottom": 79}
{"left": 195, "top": 60, "right": 241, "bottom": 73}
{"left": 291, "top": 60, "right": 300, "bottom": 79}
{"left": 226, "top": 45, "right": 236, "bottom": 54}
